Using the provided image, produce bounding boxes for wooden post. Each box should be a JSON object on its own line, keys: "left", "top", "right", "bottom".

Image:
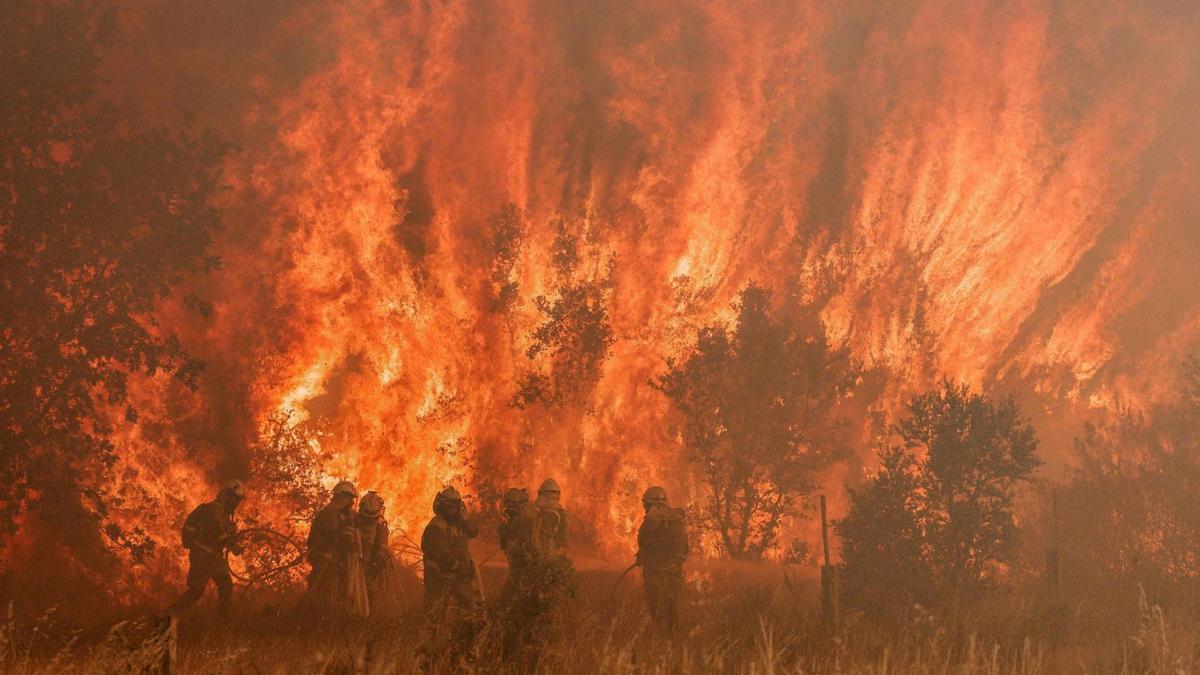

{"left": 158, "top": 615, "right": 177, "bottom": 674}
{"left": 1046, "top": 487, "right": 1061, "bottom": 599}
{"left": 819, "top": 495, "right": 841, "bottom": 632}
{"left": 820, "top": 495, "right": 831, "bottom": 568}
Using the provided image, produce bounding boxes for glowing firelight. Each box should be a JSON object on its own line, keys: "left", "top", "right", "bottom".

{"left": 69, "top": 0, "right": 1199, "bottom": 595}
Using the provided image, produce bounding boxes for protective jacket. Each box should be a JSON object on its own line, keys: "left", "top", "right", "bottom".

{"left": 636, "top": 503, "right": 689, "bottom": 632}
{"left": 499, "top": 503, "right": 538, "bottom": 573}
{"left": 636, "top": 504, "right": 688, "bottom": 568}
{"left": 182, "top": 500, "right": 237, "bottom": 557}
{"left": 169, "top": 499, "right": 238, "bottom": 615}
{"left": 421, "top": 514, "right": 479, "bottom": 608}
{"left": 308, "top": 503, "right": 357, "bottom": 566}
{"left": 305, "top": 502, "right": 370, "bottom": 619}
{"left": 533, "top": 496, "right": 569, "bottom": 560}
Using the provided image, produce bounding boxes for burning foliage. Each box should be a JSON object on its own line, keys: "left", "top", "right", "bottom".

{"left": 0, "top": 0, "right": 224, "bottom": 607}
{"left": 1, "top": 4, "right": 1199, "bottom": 668}
{"left": 1056, "top": 358, "right": 1200, "bottom": 594}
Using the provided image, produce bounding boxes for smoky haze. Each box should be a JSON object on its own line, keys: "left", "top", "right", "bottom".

{"left": 4, "top": 0, "right": 1200, "bottom": 615}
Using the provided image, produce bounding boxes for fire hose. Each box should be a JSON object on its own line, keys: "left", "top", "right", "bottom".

{"left": 606, "top": 561, "right": 640, "bottom": 603}
{"left": 222, "top": 527, "right": 499, "bottom": 591}
{"left": 223, "top": 527, "right": 307, "bottom": 586}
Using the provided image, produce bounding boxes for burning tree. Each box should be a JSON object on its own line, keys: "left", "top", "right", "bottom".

{"left": 483, "top": 203, "right": 525, "bottom": 314}
{"left": 1057, "top": 357, "right": 1200, "bottom": 594}
{"left": 233, "top": 411, "right": 330, "bottom": 590}
{"left": 515, "top": 223, "right": 615, "bottom": 409}
{"left": 0, "top": 2, "right": 223, "bottom": 565}
{"left": 247, "top": 411, "right": 330, "bottom": 524}
{"left": 654, "top": 284, "right": 856, "bottom": 559}
{"left": 838, "top": 382, "right": 1041, "bottom": 617}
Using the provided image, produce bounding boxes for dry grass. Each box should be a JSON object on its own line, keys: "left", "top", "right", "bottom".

{"left": 3, "top": 564, "right": 1197, "bottom": 674}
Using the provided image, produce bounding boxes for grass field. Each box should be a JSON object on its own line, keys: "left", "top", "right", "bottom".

{"left": 3, "top": 561, "right": 1197, "bottom": 674}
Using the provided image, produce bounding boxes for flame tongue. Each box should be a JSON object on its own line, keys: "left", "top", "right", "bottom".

{"left": 88, "top": 0, "right": 1200, "bottom": 575}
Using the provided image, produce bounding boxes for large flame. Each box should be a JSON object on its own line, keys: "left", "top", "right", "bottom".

{"left": 76, "top": 0, "right": 1200, "bottom": 593}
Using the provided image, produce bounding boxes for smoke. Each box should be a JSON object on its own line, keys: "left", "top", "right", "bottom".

{"left": 45, "top": 0, "right": 1200, "bottom": 594}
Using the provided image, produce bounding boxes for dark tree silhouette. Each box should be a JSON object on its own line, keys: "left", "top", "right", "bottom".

{"left": 1058, "top": 357, "right": 1200, "bottom": 593}
{"left": 836, "top": 445, "right": 931, "bottom": 617}
{"left": 838, "top": 381, "right": 1040, "bottom": 615}
{"left": 484, "top": 203, "right": 524, "bottom": 314}
{"left": 655, "top": 284, "right": 856, "bottom": 559}
{"left": 238, "top": 411, "right": 330, "bottom": 590}
{"left": 515, "top": 223, "right": 614, "bottom": 409}
{"left": 0, "top": 2, "right": 224, "bottom": 557}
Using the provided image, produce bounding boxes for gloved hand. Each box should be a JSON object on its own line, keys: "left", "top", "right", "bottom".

{"left": 219, "top": 534, "right": 245, "bottom": 556}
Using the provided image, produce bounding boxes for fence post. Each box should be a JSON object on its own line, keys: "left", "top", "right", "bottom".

{"left": 819, "top": 495, "right": 841, "bottom": 633}
{"left": 1046, "top": 487, "right": 1061, "bottom": 599}
{"left": 158, "top": 615, "right": 177, "bottom": 674}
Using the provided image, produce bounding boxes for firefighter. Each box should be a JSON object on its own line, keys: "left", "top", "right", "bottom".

{"left": 636, "top": 486, "right": 689, "bottom": 633}
{"left": 305, "top": 480, "right": 370, "bottom": 619}
{"left": 532, "top": 478, "right": 575, "bottom": 600}
{"left": 498, "top": 487, "right": 537, "bottom": 579}
{"left": 532, "top": 479, "right": 569, "bottom": 561}
{"left": 420, "top": 487, "right": 480, "bottom": 613}
{"left": 497, "top": 487, "right": 539, "bottom": 659}
{"left": 419, "top": 487, "right": 482, "bottom": 668}
{"left": 356, "top": 490, "right": 402, "bottom": 615}
{"left": 168, "top": 480, "right": 246, "bottom": 616}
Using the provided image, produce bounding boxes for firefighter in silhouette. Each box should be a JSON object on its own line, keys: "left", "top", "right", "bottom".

{"left": 356, "top": 490, "right": 402, "bottom": 616}
{"left": 533, "top": 479, "right": 569, "bottom": 560}
{"left": 420, "top": 487, "right": 480, "bottom": 613}
{"left": 497, "top": 478, "right": 575, "bottom": 659}
{"left": 497, "top": 487, "right": 539, "bottom": 658}
{"left": 498, "top": 487, "right": 537, "bottom": 581}
{"left": 636, "top": 486, "right": 689, "bottom": 633}
{"left": 533, "top": 478, "right": 575, "bottom": 600}
{"left": 420, "top": 487, "right": 482, "bottom": 667}
{"left": 305, "top": 480, "right": 369, "bottom": 619}
{"left": 168, "top": 480, "right": 246, "bottom": 616}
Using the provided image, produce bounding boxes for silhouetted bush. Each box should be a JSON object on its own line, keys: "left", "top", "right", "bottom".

{"left": 656, "top": 284, "right": 858, "bottom": 559}
{"left": 838, "top": 381, "right": 1040, "bottom": 619}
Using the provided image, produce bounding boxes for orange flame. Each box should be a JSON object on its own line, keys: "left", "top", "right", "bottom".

{"left": 77, "top": 0, "right": 1200, "bottom": 589}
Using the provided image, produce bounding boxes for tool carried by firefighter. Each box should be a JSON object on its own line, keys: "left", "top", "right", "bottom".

{"left": 224, "top": 527, "right": 306, "bottom": 586}
{"left": 606, "top": 561, "right": 640, "bottom": 603}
